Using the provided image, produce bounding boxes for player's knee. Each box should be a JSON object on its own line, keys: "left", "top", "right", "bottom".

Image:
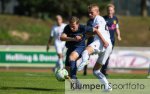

{"left": 82, "top": 50, "right": 89, "bottom": 55}
{"left": 93, "top": 69, "right": 99, "bottom": 76}
{"left": 86, "top": 46, "right": 93, "bottom": 54}
{"left": 93, "top": 69, "right": 97, "bottom": 76}
{"left": 93, "top": 69, "right": 105, "bottom": 78}
{"left": 94, "top": 63, "right": 102, "bottom": 69}
{"left": 93, "top": 67, "right": 99, "bottom": 72}
{"left": 69, "top": 55, "right": 76, "bottom": 61}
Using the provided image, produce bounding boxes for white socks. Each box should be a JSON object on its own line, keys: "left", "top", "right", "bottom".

{"left": 56, "top": 58, "right": 63, "bottom": 69}
{"left": 82, "top": 50, "right": 89, "bottom": 62}
{"left": 93, "top": 70, "right": 109, "bottom": 90}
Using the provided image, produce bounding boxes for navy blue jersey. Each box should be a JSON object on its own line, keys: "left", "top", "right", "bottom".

{"left": 103, "top": 15, "right": 119, "bottom": 42}
{"left": 63, "top": 24, "right": 93, "bottom": 48}
{"left": 87, "top": 19, "right": 93, "bottom": 27}
{"left": 86, "top": 19, "right": 94, "bottom": 45}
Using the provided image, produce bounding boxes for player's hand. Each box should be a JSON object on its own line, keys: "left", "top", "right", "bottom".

{"left": 75, "top": 35, "right": 82, "bottom": 41}
{"left": 117, "top": 36, "right": 122, "bottom": 41}
{"left": 46, "top": 45, "right": 49, "bottom": 52}
{"left": 103, "top": 41, "right": 109, "bottom": 48}
{"left": 94, "top": 25, "right": 99, "bottom": 29}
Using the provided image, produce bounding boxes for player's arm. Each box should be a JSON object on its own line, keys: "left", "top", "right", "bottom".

{"left": 116, "top": 24, "right": 121, "bottom": 41}
{"left": 94, "top": 18, "right": 109, "bottom": 48}
{"left": 60, "top": 25, "right": 82, "bottom": 42}
{"left": 60, "top": 33, "right": 82, "bottom": 42}
{"left": 86, "top": 26, "right": 109, "bottom": 48}
{"left": 93, "top": 28, "right": 109, "bottom": 48}
{"left": 46, "top": 28, "right": 54, "bottom": 52}
{"left": 116, "top": 17, "right": 121, "bottom": 41}
{"left": 46, "top": 36, "right": 53, "bottom": 52}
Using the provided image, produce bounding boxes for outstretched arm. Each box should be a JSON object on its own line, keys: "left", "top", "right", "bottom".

{"left": 60, "top": 33, "right": 82, "bottom": 42}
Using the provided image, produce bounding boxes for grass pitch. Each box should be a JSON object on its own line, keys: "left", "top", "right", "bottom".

{"left": 0, "top": 72, "right": 148, "bottom": 94}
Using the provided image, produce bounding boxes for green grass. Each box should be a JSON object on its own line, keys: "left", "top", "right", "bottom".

{"left": 0, "top": 72, "right": 148, "bottom": 94}
{"left": 0, "top": 72, "right": 64, "bottom": 94}
{"left": 0, "top": 15, "right": 51, "bottom": 45}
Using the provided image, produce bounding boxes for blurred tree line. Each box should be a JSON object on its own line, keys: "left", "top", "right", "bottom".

{"left": 0, "top": 0, "right": 111, "bottom": 19}
{"left": 0, "top": 0, "right": 148, "bottom": 18}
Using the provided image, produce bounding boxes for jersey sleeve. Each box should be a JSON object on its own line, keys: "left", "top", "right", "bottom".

{"left": 50, "top": 26, "right": 55, "bottom": 37}
{"left": 116, "top": 17, "right": 119, "bottom": 29}
{"left": 85, "top": 26, "right": 93, "bottom": 33}
{"left": 95, "top": 17, "right": 106, "bottom": 32}
{"left": 62, "top": 25, "right": 69, "bottom": 35}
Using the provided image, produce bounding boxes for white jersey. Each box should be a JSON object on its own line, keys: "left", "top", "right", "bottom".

{"left": 89, "top": 15, "right": 112, "bottom": 65}
{"left": 51, "top": 23, "right": 66, "bottom": 43}
{"left": 51, "top": 23, "right": 66, "bottom": 54}
{"left": 92, "top": 15, "right": 110, "bottom": 42}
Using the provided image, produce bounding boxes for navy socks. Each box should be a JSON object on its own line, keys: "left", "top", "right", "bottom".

{"left": 70, "top": 61, "right": 77, "bottom": 79}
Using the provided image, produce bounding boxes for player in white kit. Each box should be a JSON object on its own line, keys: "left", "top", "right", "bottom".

{"left": 47, "top": 15, "right": 67, "bottom": 70}
{"left": 78, "top": 4, "right": 112, "bottom": 91}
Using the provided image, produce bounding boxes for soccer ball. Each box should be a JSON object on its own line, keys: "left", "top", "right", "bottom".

{"left": 55, "top": 69, "right": 69, "bottom": 81}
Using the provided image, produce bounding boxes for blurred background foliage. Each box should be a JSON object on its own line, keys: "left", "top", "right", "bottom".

{"left": 0, "top": 0, "right": 150, "bottom": 46}
{"left": 15, "top": 0, "right": 110, "bottom": 19}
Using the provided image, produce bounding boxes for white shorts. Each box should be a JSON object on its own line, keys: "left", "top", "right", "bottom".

{"left": 89, "top": 39, "right": 104, "bottom": 52}
{"left": 89, "top": 39, "right": 112, "bottom": 65}
{"left": 54, "top": 41, "right": 65, "bottom": 54}
{"left": 97, "top": 45, "right": 112, "bottom": 65}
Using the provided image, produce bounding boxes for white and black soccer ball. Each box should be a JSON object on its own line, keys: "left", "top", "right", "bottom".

{"left": 55, "top": 69, "right": 68, "bottom": 81}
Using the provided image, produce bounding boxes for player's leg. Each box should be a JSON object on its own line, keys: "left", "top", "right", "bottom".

{"left": 77, "top": 46, "right": 94, "bottom": 71}
{"left": 69, "top": 51, "right": 79, "bottom": 79}
{"left": 83, "top": 36, "right": 95, "bottom": 75}
{"left": 78, "top": 40, "right": 100, "bottom": 71}
{"left": 55, "top": 45, "right": 64, "bottom": 70}
{"left": 57, "top": 53, "right": 64, "bottom": 69}
{"left": 93, "top": 63, "right": 111, "bottom": 91}
{"left": 82, "top": 46, "right": 94, "bottom": 62}
{"left": 101, "top": 58, "right": 109, "bottom": 76}
{"left": 65, "top": 49, "right": 73, "bottom": 77}
{"left": 93, "top": 45, "right": 112, "bottom": 91}
{"left": 101, "top": 41, "right": 114, "bottom": 76}
{"left": 69, "top": 47, "right": 85, "bottom": 79}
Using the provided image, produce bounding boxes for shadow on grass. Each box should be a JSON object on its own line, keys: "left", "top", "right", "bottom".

{"left": 0, "top": 86, "right": 64, "bottom": 92}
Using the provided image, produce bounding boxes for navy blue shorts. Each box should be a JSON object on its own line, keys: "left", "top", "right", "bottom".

{"left": 65, "top": 46, "right": 85, "bottom": 67}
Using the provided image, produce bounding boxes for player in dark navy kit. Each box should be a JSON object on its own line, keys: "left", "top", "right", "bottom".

{"left": 60, "top": 16, "right": 101, "bottom": 79}
{"left": 101, "top": 4, "right": 121, "bottom": 76}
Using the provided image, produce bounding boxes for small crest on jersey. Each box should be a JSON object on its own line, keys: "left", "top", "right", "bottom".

{"left": 113, "top": 20, "right": 117, "bottom": 24}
